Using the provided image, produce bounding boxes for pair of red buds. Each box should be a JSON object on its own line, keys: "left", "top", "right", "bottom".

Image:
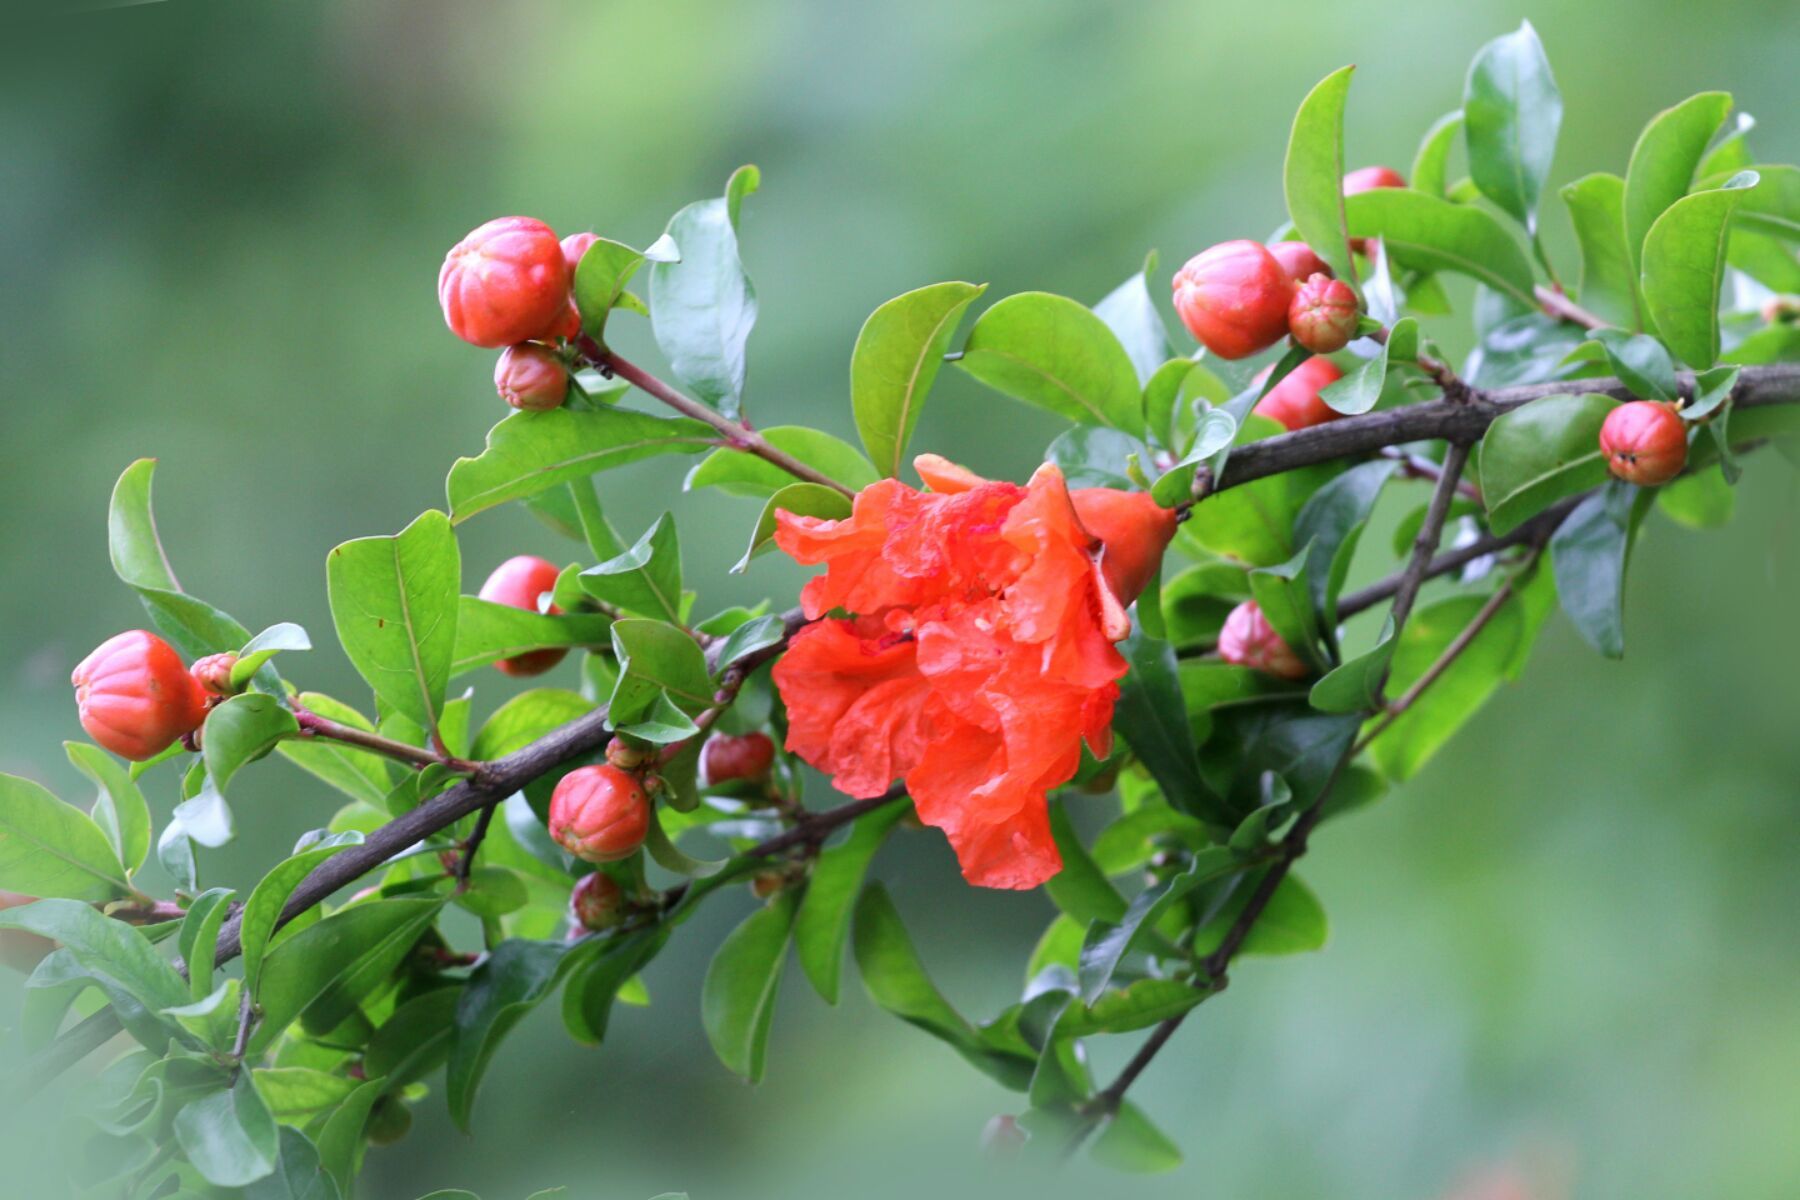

{"left": 71, "top": 631, "right": 241, "bottom": 761}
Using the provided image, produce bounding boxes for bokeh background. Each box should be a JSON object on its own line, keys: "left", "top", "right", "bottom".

{"left": 4, "top": 1, "right": 1799, "bottom": 1197}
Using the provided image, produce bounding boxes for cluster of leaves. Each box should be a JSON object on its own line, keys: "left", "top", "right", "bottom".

{"left": 3, "top": 21, "right": 1799, "bottom": 1196}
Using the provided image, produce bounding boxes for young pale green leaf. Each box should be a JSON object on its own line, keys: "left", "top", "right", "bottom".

{"left": 0, "top": 773, "right": 131, "bottom": 900}
{"left": 1309, "top": 617, "right": 1397, "bottom": 714}
{"left": 732, "top": 481, "right": 852, "bottom": 573}
{"left": 607, "top": 618, "right": 713, "bottom": 726}
{"left": 580, "top": 513, "right": 684, "bottom": 622}
{"left": 573, "top": 235, "right": 677, "bottom": 341}
{"left": 794, "top": 802, "right": 907, "bottom": 1005}
{"left": 170, "top": 776, "right": 233, "bottom": 848}
{"left": 230, "top": 623, "right": 311, "bottom": 689}
{"left": 1698, "top": 112, "right": 1756, "bottom": 180}
{"left": 1560, "top": 173, "right": 1641, "bottom": 329}
{"left": 174, "top": 1076, "right": 279, "bottom": 1189}
{"left": 1319, "top": 322, "right": 1402, "bottom": 415}
{"left": 1092, "top": 254, "right": 1172, "bottom": 385}
{"left": 702, "top": 890, "right": 798, "bottom": 1082}
{"left": 326, "top": 510, "right": 460, "bottom": 736}
{"left": 685, "top": 427, "right": 879, "bottom": 498}
{"left": 1292, "top": 459, "right": 1398, "bottom": 629}
{"left": 203, "top": 693, "right": 300, "bottom": 795}
{"left": 1113, "top": 626, "right": 1228, "bottom": 828}
{"left": 1147, "top": 408, "right": 1238, "bottom": 507}
{"left": 312, "top": 1079, "right": 384, "bottom": 1198}
{"left": 158, "top": 820, "right": 197, "bottom": 894}
{"left": 449, "top": 597, "right": 612, "bottom": 677}
{"left": 1058, "top": 977, "right": 1207, "bottom": 1039}
{"left": 1462, "top": 20, "right": 1561, "bottom": 233}
{"left": 163, "top": 978, "right": 243, "bottom": 1051}
{"left": 277, "top": 694, "right": 393, "bottom": 807}
{"left": 649, "top": 165, "right": 760, "bottom": 417}
{"left": 1044, "top": 802, "right": 1128, "bottom": 927}
{"left": 1642, "top": 171, "right": 1759, "bottom": 368}
{"left": 955, "top": 292, "right": 1145, "bottom": 432}
{"left": 1478, "top": 392, "right": 1618, "bottom": 534}
{"left": 710, "top": 613, "right": 786, "bottom": 675}
{"left": 1283, "top": 65, "right": 1358, "bottom": 285}
{"left": 1623, "top": 91, "right": 1733, "bottom": 276}
{"left": 109, "top": 459, "right": 253, "bottom": 659}
{"left": 851, "top": 282, "right": 987, "bottom": 477}
{"left": 1411, "top": 110, "right": 1463, "bottom": 197}
{"left": 252, "top": 897, "right": 443, "bottom": 1052}
{"left": 1089, "top": 1100, "right": 1184, "bottom": 1175}
{"left": 1585, "top": 328, "right": 1679, "bottom": 400}
{"left": 1345, "top": 188, "right": 1536, "bottom": 306}
{"left": 446, "top": 408, "right": 714, "bottom": 523}
{"left": 64, "top": 741, "right": 152, "bottom": 877}
{"left": 1724, "top": 163, "right": 1800, "bottom": 243}
{"left": 643, "top": 807, "right": 725, "bottom": 875}
{"left": 1550, "top": 483, "right": 1651, "bottom": 658}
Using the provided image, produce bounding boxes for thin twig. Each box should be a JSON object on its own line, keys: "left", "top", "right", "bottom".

{"left": 1384, "top": 441, "right": 1472, "bottom": 640}
{"left": 292, "top": 707, "right": 474, "bottom": 775}
{"left": 1535, "top": 284, "right": 1607, "bottom": 331}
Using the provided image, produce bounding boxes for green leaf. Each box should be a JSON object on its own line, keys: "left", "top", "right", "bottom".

{"left": 469, "top": 688, "right": 594, "bottom": 761}
{"left": 64, "top": 741, "right": 152, "bottom": 877}
{"left": 231, "top": 623, "right": 311, "bottom": 689}
{"left": 313, "top": 1079, "right": 384, "bottom": 1198}
{"left": 710, "top": 613, "right": 787, "bottom": 675}
{"left": 1093, "top": 255, "right": 1172, "bottom": 385}
{"left": 178, "top": 886, "right": 236, "bottom": 1000}
{"left": 1191, "top": 870, "right": 1328, "bottom": 958}
{"left": 450, "top": 596, "right": 611, "bottom": 676}
{"left": 1725, "top": 163, "right": 1800, "bottom": 242}
{"left": 562, "top": 928, "right": 667, "bottom": 1046}
{"left": 643, "top": 808, "right": 725, "bottom": 876}
{"left": 253, "top": 898, "right": 443, "bottom": 1052}
{"left": 580, "top": 513, "right": 684, "bottom": 622}
{"left": 0, "top": 772, "right": 131, "bottom": 900}
{"left": 573, "top": 234, "right": 677, "bottom": 341}
{"left": 1291, "top": 459, "right": 1397, "bottom": 629}
{"left": 446, "top": 408, "right": 714, "bottom": 523}
{"left": 1043, "top": 803, "right": 1128, "bottom": 927}
{"left": 1309, "top": 617, "right": 1397, "bottom": 713}
{"left": 238, "top": 834, "right": 365, "bottom": 994}
{"left": 365, "top": 987, "right": 460, "bottom": 1089}
{"left": 1197, "top": 701, "right": 1359, "bottom": 817}
{"left": 850, "top": 281, "right": 988, "bottom": 477}
{"left": 173, "top": 1076, "right": 279, "bottom": 1188}
{"left": 253, "top": 1066, "right": 360, "bottom": 1124}
{"left": 955, "top": 292, "right": 1145, "bottom": 432}
{"left": 163, "top": 979, "right": 243, "bottom": 1051}
{"left": 607, "top": 618, "right": 713, "bottom": 724}
{"left": 1078, "top": 849, "right": 1237, "bottom": 1000}
{"left": 454, "top": 866, "right": 530, "bottom": 920}
{"left": 1642, "top": 171, "right": 1759, "bottom": 368}
{"left": 1560, "top": 173, "right": 1641, "bottom": 329}
{"left": 203, "top": 693, "right": 300, "bottom": 795}
{"left": 702, "top": 890, "right": 798, "bottom": 1082}
{"left": 1090, "top": 1100, "right": 1183, "bottom": 1174}
{"left": 1147, "top": 407, "right": 1239, "bottom": 507}
{"left": 793, "top": 803, "right": 907, "bottom": 1005}
{"left": 1320, "top": 321, "right": 1407, "bottom": 416}
{"left": 0, "top": 898, "right": 189, "bottom": 1043}
{"left": 685, "top": 427, "right": 879, "bottom": 497}
{"left": 1623, "top": 92, "right": 1733, "bottom": 277}
{"left": 1345, "top": 188, "right": 1536, "bottom": 306}
{"left": 277, "top": 694, "right": 393, "bottom": 807}
{"left": 1585, "top": 328, "right": 1679, "bottom": 400}
{"left": 1462, "top": 20, "right": 1561, "bottom": 234}
{"left": 1411, "top": 110, "right": 1463, "bottom": 197}
{"left": 448, "top": 938, "right": 580, "bottom": 1129}
{"left": 1247, "top": 547, "right": 1323, "bottom": 673}
{"left": 1657, "top": 467, "right": 1735, "bottom": 528}
{"left": 1182, "top": 414, "right": 1340, "bottom": 566}
{"left": 244, "top": 1126, "right": 343, "bottom": 1200}
{"left": 732, "top": 481, "right": 852, "bottom": 573}
{"left": 1550, "top": 483, "right": 1650, "bottom": 658}
{"left": 1478, "top": 392, "right": 1618, "bottom": 534}
{"left": 1283, "top": 65, "right": 1358, "bottom": 285}
{"left": 649, "top": 165, "right": 760, "bottom": 417}
{"left": 326, "top": 510, "right": 460, "bottom": 736}
{"left": 109, "top": 459, "right": 252, "bottom": 659}
{"left": 1113, "top": 626, "right": 1227, "bottom": 828}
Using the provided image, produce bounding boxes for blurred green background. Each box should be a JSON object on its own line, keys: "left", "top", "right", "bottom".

{"left": 3, "top": 1, "right": 1799, "bottom": 1197}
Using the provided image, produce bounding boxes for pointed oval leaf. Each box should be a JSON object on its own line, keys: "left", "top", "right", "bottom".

{"left": 1345, "top": 188, "right": 1537, "bottom": 305}
{"left": 850, "top": 282, "right": 987, "bottom": 477}
{"left": 1283, "top": 65, "right": 1358, "bottom": 285}
{"left": 1463, "top": 20, "right": 1561, "bottom": 232}
{"left": 649, "top": 166, "right": 760, "bottom": 417}
{"left": 1642, "top": 171, "right": 1759, "bottom": 368}
{"left": 955, "top": 292, "right": 1144, "bottom": 432}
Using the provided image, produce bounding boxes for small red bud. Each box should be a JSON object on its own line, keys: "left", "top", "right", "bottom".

{"left": 604, "top": 735, "right": 652, "bottom": 772}
{"left": 750, "top": 869, "right": 791, "bottom": 900}
{"left": 549, "top": 764, "right": 652, "bottom": 863}
{"left": 1171, "top": 240, "right": 1296, "bottom": 360}
{"left": 1068, "top": 488, "right": 1178, "bottom": 607}
{"left": 494, "top": 343, "right": 570, "bottom": 411}
{"left": 1253, "top": 357, "right": 1345, "bottom": 432}
{"left": 1218, "top": 601, "right": 1310, "bottom": 680}
{"left": 570, "top": 871, "right": 626, "bottom": 931}
{"left": 477, "top": 556, "right": 567, "bottom": 676}
{"left": 700, "top": 732, "right": 777, "bottom": 786}
{"left": 438, "top": 217, "right": 572, "bottom": 349}
{"left": 980, "top": 1114, "right": 1028, "bottom": 1158}
{"left": 72, "top": 631, "right": 210, "bottom": 761}
{"left": 1600, "top": 400, "right": 1688, "bottom": 486}
{"left": 1267, "top": 240, "right": 1332, "bottom": 283}
{"left": 1288, "top": 274, "right": 1360, "bottom": 355}
{"left": 190, "top": 653, "right": 241, "bottom": 697}
{"left": 561, "top": 232, "right": 599, "bottom": 273}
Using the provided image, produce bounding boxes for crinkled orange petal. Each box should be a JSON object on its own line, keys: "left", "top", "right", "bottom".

{"left": 913, "top": 453, "right": 989, "bottom": 494}
{"left": 772, "top": 619, "right": 934, "bottom": 797}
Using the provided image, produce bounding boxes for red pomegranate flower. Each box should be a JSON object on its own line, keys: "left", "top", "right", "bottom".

{"left": 770, "top": 455, "right": 1174, "bottom": 890}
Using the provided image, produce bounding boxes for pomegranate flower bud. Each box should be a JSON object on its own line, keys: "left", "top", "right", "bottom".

{"left": 438, "top": 216, "right": 571, "bottom": 349}
{"left": 72, "top": 630, "right": 210, "bottom": 761}
{"left": 570, "top": 871, "right": 626, "bottom": 931}
{"left": 561, "top": 232, "right": 599, "bottom": 273}
{"left": 190, "top": 653, "right": 241, "bottom": 697}
{"left": 1218, "top": 601, "right": 1310, "bottom": 680}
{"left": 549, "top": 764, "right": 651, "bottom": 863}
{"left": 494, "top": 343, "right": 570, "bottom": 411}
{"left": 1267, "top": 240, "right": 1332, "bottom": 283}
{"left": 1600, "top": 400, "right": 1687, "bottom": 486}
{"left": 701, "top": 732, "right": 777, "bottom": 786}
{"left": 1068, "top": 488, "right": 1178, "bottom": 607}
{"left": 1171, "top": 240, "right": 1295, "bottom": 360}
{"left": 1288, "top": 274, "right": 1360, "bottom": 355}
{"left": 1344, "top": 165, "right": 1406, "bottom": 195}
{"left": 605, "top": 735, "right": 653, "bottom": 772}
{"left": 1253, "top": 356, "right": 1345, "bottom": 432}
{"left": 477, "top": 556, "right": 567, "bottom": 676}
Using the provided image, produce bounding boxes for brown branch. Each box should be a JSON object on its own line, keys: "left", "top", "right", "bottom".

{"left": 1384, "top": 442, "right": 1472, "bottom": 640}
{"left": 1536, "top": 284, "right": 1608, "bottom": 331}
{"left": 292, "top": 707, "right": 471, "bottom": 775}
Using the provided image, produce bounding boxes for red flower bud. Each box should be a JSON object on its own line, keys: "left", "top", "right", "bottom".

{"left": 605, "top": 735, "right": 652, "bottom": 772}
{"left": 72, "top": 631, "right": 209, "bottom": 761}
{"left": 701, "top": 732, "right": 777, "bottom": 785}
{"left": 438, "top": 217, "right": 572, "bottom": 349}
{"left": 477, "top": 556, "right": 567, "bottom": 676}
{"left": 1218, "top": 601, "right": 1310, "bottom": 680}
{"left": 1600, "top": 400, "right": 1687, "bottom": 486}
{"left": 1288, "top": 273, "right": 1360, "bottom": 355}
{"left": 0, "top": 892, "right": 51, "bottom": 974}
{"left": 1343, "top": 167, "right": 1405, "bottom": 255}
{"left": 1253, "top": 356, "right": 1345, "bottom": 432}
{"left": 570, "top": 871, "right": 626, "bottom": 931}
{"left": 1171, "top": 240, "right": 1295, "bottom": 360}
{"left": 1267, "top": 240, "right": 1332, "bottom": 283}
{"left": 561, "top": 232, "right": 599, "bottom": 273}
{"left": 494, "top": 344, "right": 570, "bottom": 411}
{"left": 550, "top": 764, "right": 651, "bottom": 863}
{"left": 1068, "top": 488, "right": 1178, "bottom": 607}
{"left": 190, "top": 653, "right": 240, "bottom": 697}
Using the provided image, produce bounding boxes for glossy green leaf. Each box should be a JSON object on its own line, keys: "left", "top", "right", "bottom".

{"left": 277, "top": 694, "right": 392, "bottom": 807}
{"left": 326, "top": 510, "right": 459, "bottom": 736}
{"left": 64, "top": 741, "right": 151, "bottom": 877}
{"left": 1113, "top": 626, "right": 1228, "bottom": 827}
{"left": 710, "top": 613, "right": 787, "bottom": 674}
{"left": 1292, "top": 459, "right": 1398, "bottom": 629}
{"left": 109, "top": 459, "right": 252, "bottom": 659}
{"left": 238, "top": 834, "right": 365, "bottom": 994}
{"left": 1191, "top": 870, "right": 1328, "bottom": 958}
{"left": 1248, "top": 547, "right": 1323, "bottom": 674}
{"left": 0, "top": 773, "right": 131, "bottom": 900}
{"left": 1642, "top": 171, "right": 1759, "bottom": 368}
{"left": 446, "top": 408, "right": 714, "bottom": 523}
{"left": 562, "top": 927, "right": 668, "bottom": 1047}
{"left": 1182, "top": 414, "right": 1339, "bottom": 566}
{"left": 685, "top": 427, "right": 879, "bottom": 497}
{"left": 1623, "top": 91, "right": 1733, "bottom": 275}
{"left": 1044, "top": 803, "right": 1128, "bottom": 927}
{"left": 732, "top": 481, "right": 852, "bottom": 573}
{"left": 1560, "top": 173, "right": 1640, "bottom": 329}
{"left": 244, "top": 1126, "right": 344, "bottom": 1200}
{"left": 1197, "top": 701, "right": 1359, "bottom": 818}
{"left": 702, "top": 890, "right": 797, "bottom": 1082}
{"left": 203, "top": 693, "right": 299, "bottom": 794}
{"left": 0, "top": 899, "right": 189, "bottom": 1044}
{"left": 231, "top": 623, "right": 311, "bottom": 689}
{"left": 573, "top": 234, "right": 677, "bottom": 341}
{"left": 450, "top": 596, "right": 611, "bottom": 676}
{"left": 1585, "top": 327, "right": 1678, "bottom": 400}
{"left": 253, "top": 898, "right": 443, "bottom": 1052}
{"left": 608, "top": 618, "right": 713, "bottom": 724}
{"left": 1283, "top": 65, "right": 1358, "bottom": 285}
{"left": 1090, "top": 1100, "right": 1183, "bottom": 1174}
{"left": 579, "top": 513, "right": 684, "bottom": 622}
{"left": 649, "top": 165, "right": 760, "bottom": 417}
{"left": 1320, "top": 321, "right": 1405, "bottom": 415}
{"left": 955, "top": 292, "right": 1144, "bottom": 432}
{"left": 1724, "top": 163, "right": 1800, "bottom": 242}
{"left": 1550, "top": 483, "right": 1650, "bottom": 658}
{"left": 1057, "top": 976, "right": 1207, "bottom": 1038}
{"left": 851, "top": 281, "right": 987, "bottom": 477}
{"left": 174, "top": 1076, "right": 279, "bottom": 1188}
{"left": 469, "top": 688, "right": 593, "bottom": 761}
{"left": 794, "top": 802, "right": 907, "bottom": 1004}
{"left": 1310, "top": 617, "right": 1397, "bottom": 713}
{"left": 365, "top": 987, "right": 460, "bottom": 1089}
{"left": 1345, "top": 188, "right": 1536, "bottom": 305}
{"left": 1463, "top": 20, "right": 1560, "bottom": 233}
{"left": 1093, "top": 255, "right": 1172, "bottom": 385}
{"left": 1079, "top": 849, "right": 1237, "bottom": 1000}
{"left": 313, "top": 1079, "right": 384, "bottom": 1197}
{"left": 1478, "top": 392, "right": 1617, "bottom": 534}
{"left": 1411, "top": 109, "right": 1463, "bottom": 197}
